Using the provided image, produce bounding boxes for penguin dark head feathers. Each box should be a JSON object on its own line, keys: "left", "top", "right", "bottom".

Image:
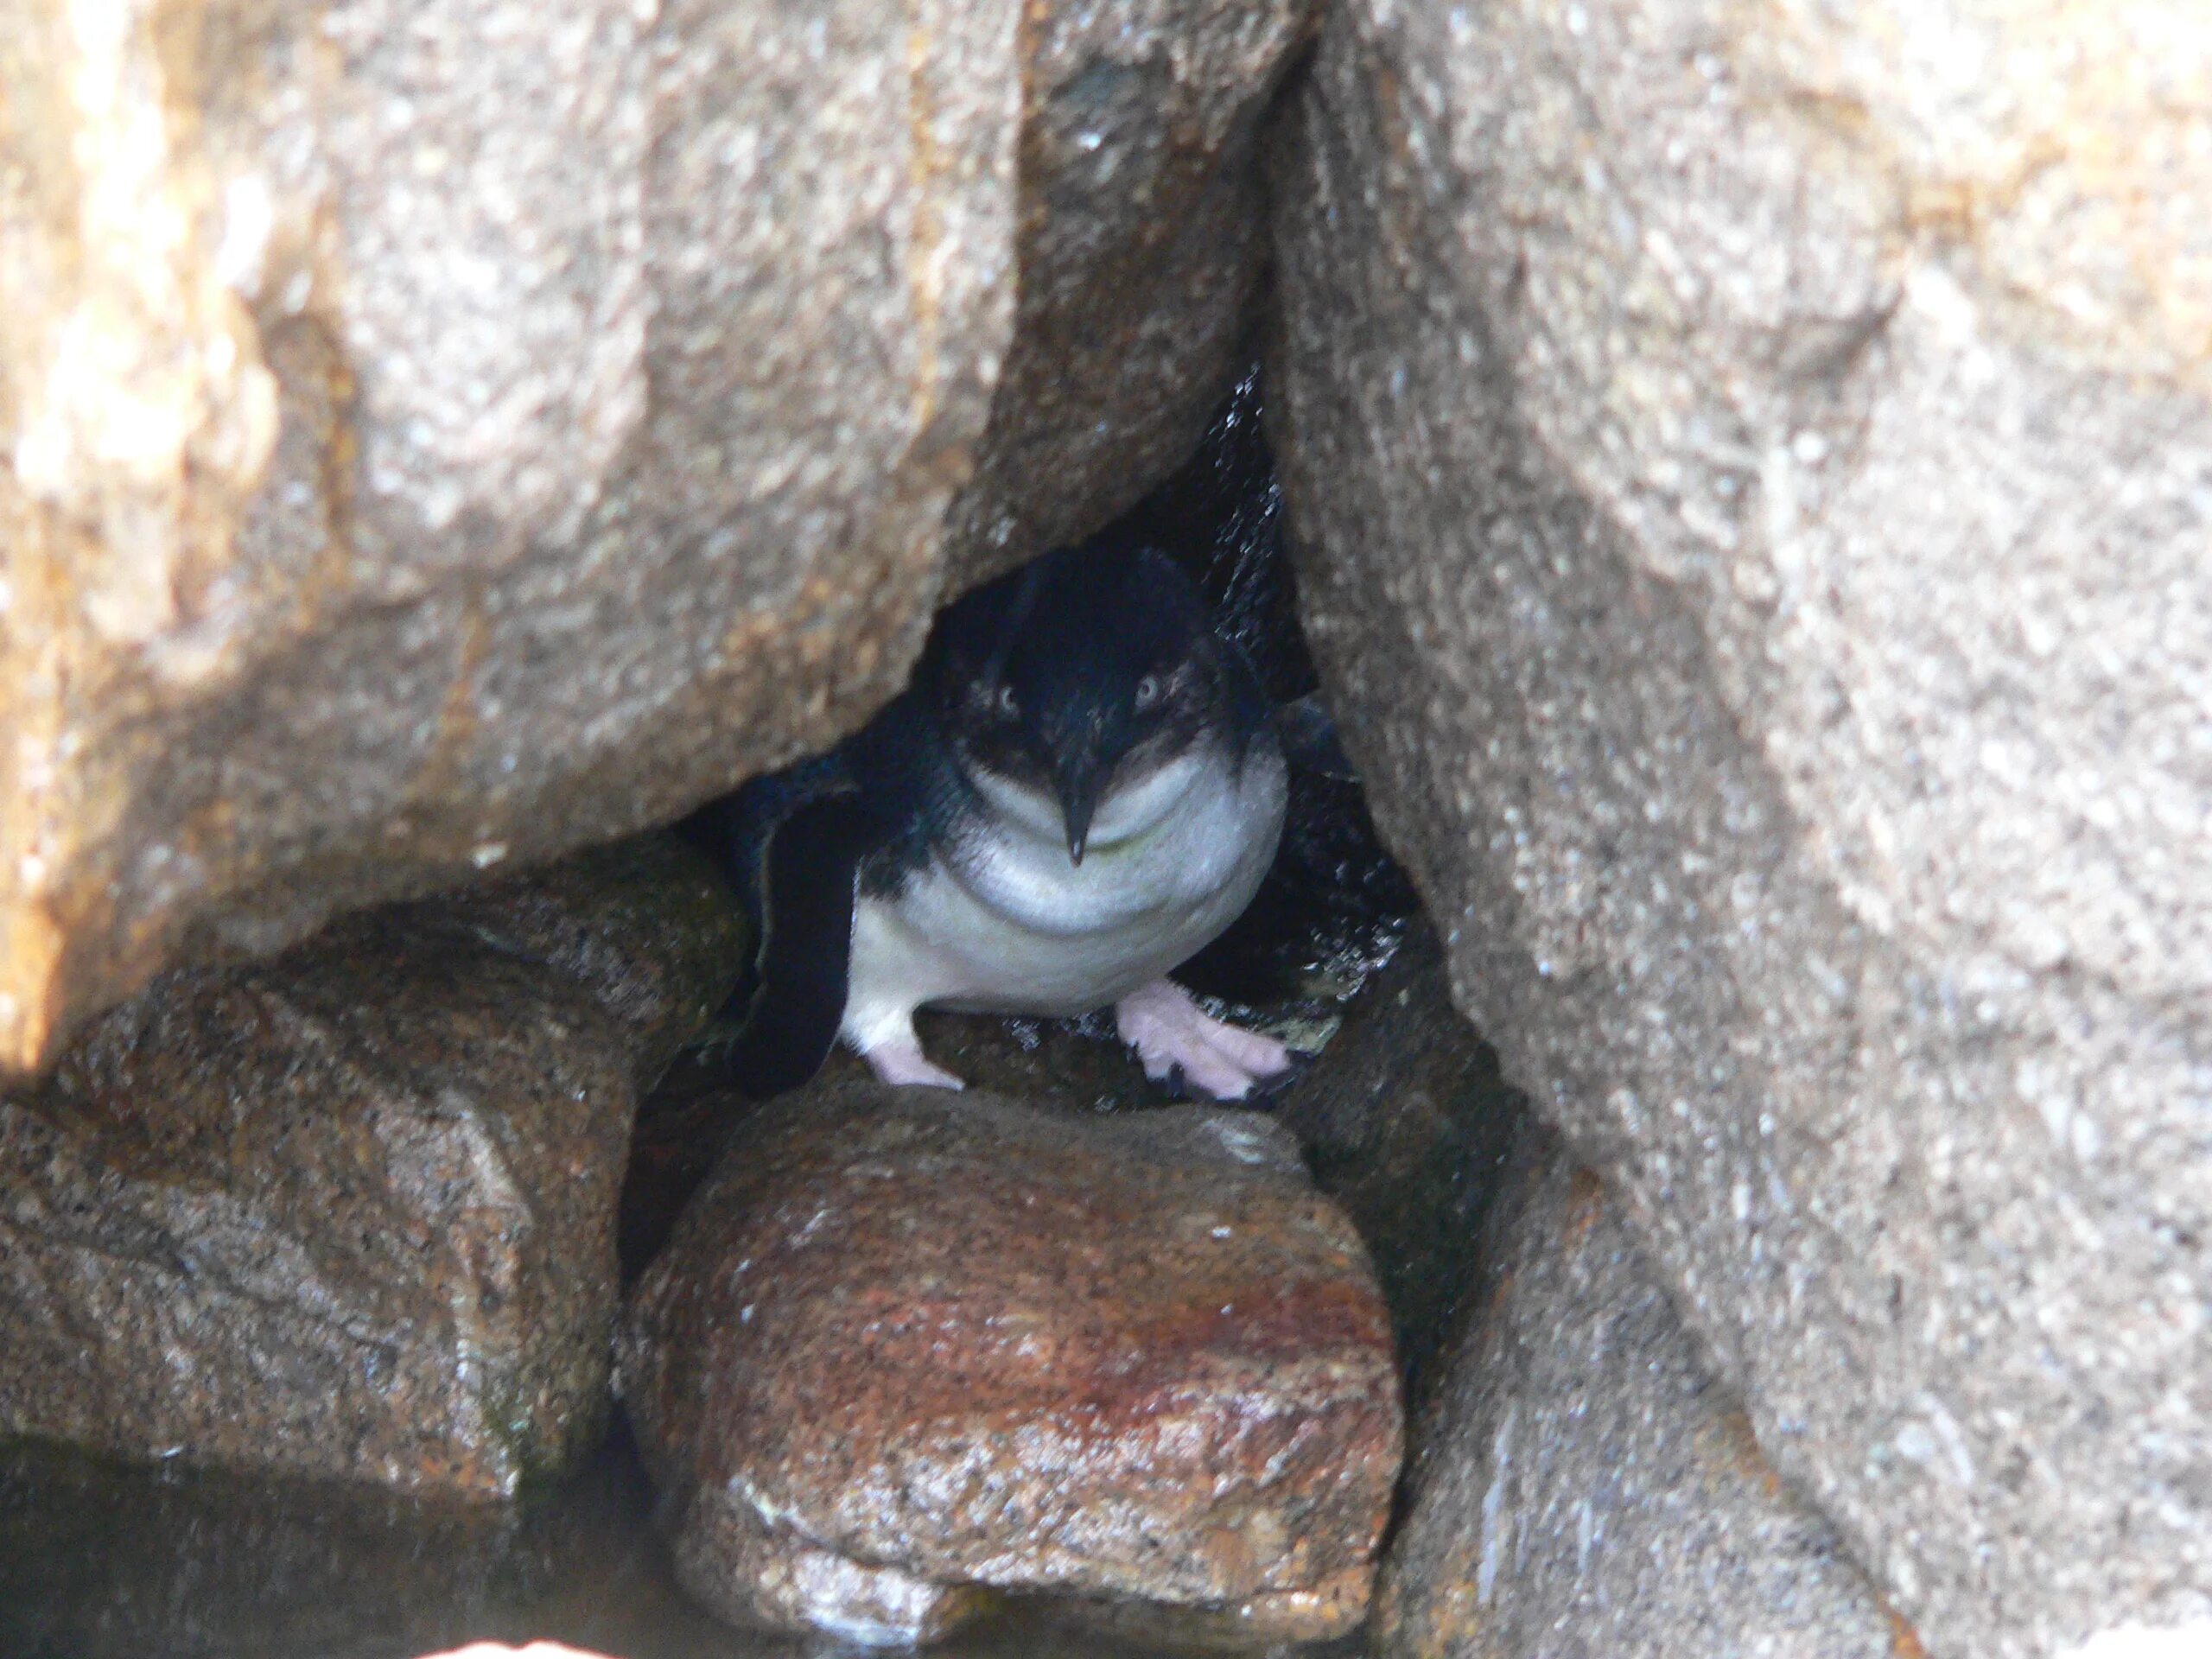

{"left": 924, "top": 534, "right": 1257, "bottom": 864}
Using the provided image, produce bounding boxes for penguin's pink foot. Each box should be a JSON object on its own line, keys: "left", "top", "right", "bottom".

{"left": 862, "top": 1039, "right": 966, "bottom": 1090}
{"left": 1115, "top": 978, "right": 1293, "bottom": 1102}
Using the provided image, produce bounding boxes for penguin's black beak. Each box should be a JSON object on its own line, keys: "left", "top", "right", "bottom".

{"left": 1058, "top": 753, "right": 1103, "bottom": 866}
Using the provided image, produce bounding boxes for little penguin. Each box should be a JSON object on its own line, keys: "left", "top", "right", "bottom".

{"left": 694, "top": 531, "right": 1294, "bottom": 1100}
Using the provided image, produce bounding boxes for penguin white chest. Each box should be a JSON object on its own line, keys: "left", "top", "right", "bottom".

{"left": 841, "top": 743, "right": 1287, "bottom": 1043}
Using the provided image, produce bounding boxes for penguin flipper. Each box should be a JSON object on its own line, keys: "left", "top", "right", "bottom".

{"left": 728, "top": 785, "right": 888, "bottom": 1097}
{"left": 682, "top": 753, "right": 853, "bottom": 918}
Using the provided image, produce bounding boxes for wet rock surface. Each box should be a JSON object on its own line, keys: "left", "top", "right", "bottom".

{"left": 1156, "top": 372, "right": 1424, "bottom": 1015}
{"left": 0, "top": 1437, "right": 588, "bottom": 1659}
{"left": 0, "top": 834, "right": 745, "bottom": 1497}
{"left": 1274, "top": 925, "right": 1520, "bottom": 1396}
{"left": 2, "top": 1427, "right": 1375, "bottom": 1659}
{"left": 620, "top": 1079, "right": 1402, "bottom": 1644}
{"left": 434, "top": 836, "right": 751, "bottom": 1091}
{"left": 1270, "top": 1, "right": 2212, "bottom": 1652}
{"left": 623, "top": 1015, "right": 1255, "bottom": 1284}
{"left": 944, "top": 3, "right": 1318, "bottom": 588}
{"left": 1381, "top": 1125, "right": 1904, "bottom": 1659}
{"left": 0, "top": 0, "right": 1310, "bottom": 1079}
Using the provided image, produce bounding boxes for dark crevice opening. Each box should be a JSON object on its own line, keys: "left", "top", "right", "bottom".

{"left": 620, "top": 366, "right": 1447, "bottom": 1275}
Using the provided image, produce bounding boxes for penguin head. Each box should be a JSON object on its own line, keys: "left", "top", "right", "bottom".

{"left": 928, "top": 535, "right": 1247, "bottom": 864}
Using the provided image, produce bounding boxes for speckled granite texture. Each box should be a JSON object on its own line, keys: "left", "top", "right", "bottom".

{"left": 0, "top": 835, "right": 746, "bottom": 1496}
{"left": 1382, "top": 1123, "right": 1904, "bottom": 1659}
{"left": 621, "top": 1081, "right": 1401, "bottom": 1644}
{"left": 943, "top": 0, "right": 1318, "bottom": 588}
{"left": 1269, "top": 2, "right": 2212, "bottom": 1654}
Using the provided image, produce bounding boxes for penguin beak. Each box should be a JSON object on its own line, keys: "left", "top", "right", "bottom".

{"left": 1058, "top": 754, "right": 1103, "bottom": 866}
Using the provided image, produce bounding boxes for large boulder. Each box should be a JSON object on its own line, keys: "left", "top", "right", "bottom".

{"left": 1268, "top": 3, "right": 2212, "bottom": 1656}
{"left": 0, "top": 0, "right": 1014, "bottom": 1076}
{"left": 0, "top": 834, "right": 745, "bottom": 1496}
{"left": 620, "top": 1080, "right": 1401, "bottom": 1645}
{"left": 0, "top": 0, "right": 1310, "bottom": 1077}
{"left": 1382, "top": 1124, "right": 1902, "bottom": 1659}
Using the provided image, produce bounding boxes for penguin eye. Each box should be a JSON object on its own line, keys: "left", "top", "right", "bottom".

{"left": 1133, "top": 674, "right": 1161, "bottom": 711}
{"left": 994, "top": 684, "right": 1020, "bottom": 720}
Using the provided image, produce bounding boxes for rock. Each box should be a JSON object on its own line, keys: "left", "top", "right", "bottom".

{"left": 1274, "top": 924, "right": 1521, "bottom": 1395}
{"left": 1268, "top": 3, "right": 2212, "bottom": 1653}
{"left": 0, "top": 834, "right": 746, "bottom": 1495}
{"left": 0, "top": 0, "right": 1315, "bottom": 1080}
{"left": 2062, "top": 1624, "right": 2212, "bottom": 1659}
{"left": 1381, "top": 1124, "right": 1906, "bottom": 1659}
{"left": 620, "top": 1080, "right": 1400, "bottom": 1644}
{"left": 944, "top": 0, "right": 1318, "bottom": 588}
{"left": 433, "top": 834, "right": 751, "bottom": 1090}
{"left": 0, "top": 0, "right": 1017, "bottom": 1077}
{"left": 621, "top": 1019, "right": 1207, "bottom": 1283}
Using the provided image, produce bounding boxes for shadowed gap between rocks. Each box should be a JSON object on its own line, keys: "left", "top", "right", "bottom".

{"left": 620, "top": 368, "right": 1502, "bottom": 1304}
{"left": 0, "top": 370, "right": 1532, "bottom": 1659}
{"left": 592, "top": 374, "right": 1534, "bottom": 1646}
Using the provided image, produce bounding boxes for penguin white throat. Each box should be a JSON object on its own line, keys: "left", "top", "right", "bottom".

{"left": 966, "top": 747, "right": 1226, "bottom": 901}
{"left": 838, "top": 730, "right": 1290, "bottom": 1094}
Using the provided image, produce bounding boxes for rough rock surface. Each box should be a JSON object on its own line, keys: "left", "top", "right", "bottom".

{"left": 1382, "top": 1125, "right": 1906, "bottom": 1659}
{"left": 433, "top": 835, "right": 749, "bottom": 1090}
{"left": 620, "top": 1080, "right": 1401, "bottom": 1644}
{"left": 1274, "top": 924, "right": 1519, "bottom": 1395}
{"left": 0, "top": 834, "right": 745, "bottom": 1495}
{"left": 1269, "top": 3, "right": 2212, "bottom": 1655}
{"left": 0, "top": 0, "right": 1015, "bottom": 1076}
{"left": 943, "top": 0, "right": 1317, "bottom": 586}
{"left": 0, "top": 0, "right": 1307, "bottom": 1076}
